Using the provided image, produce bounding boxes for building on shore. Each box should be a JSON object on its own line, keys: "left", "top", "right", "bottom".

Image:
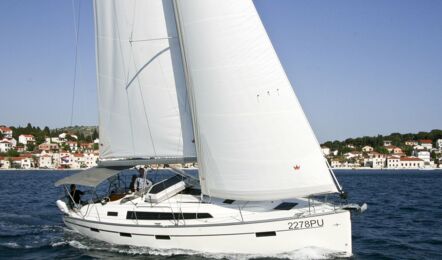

{"left": 362, "top": 146, "right": 373, "bottom": 152}
{"left": 419, "top": 139, "right": 433, "bottom": 150}
{"left": 399, "top": 157, "right": 424, "bottom": 169}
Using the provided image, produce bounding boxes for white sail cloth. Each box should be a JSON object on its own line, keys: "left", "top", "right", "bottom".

{"left": 94, "top": 0, "right": 195, "bottom": 160}
{"left": 174, "top": 0, "right": 338, "bottom": 200}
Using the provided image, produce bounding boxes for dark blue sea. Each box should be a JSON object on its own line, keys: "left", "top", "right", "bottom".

{"left": 0, "top": 170, "right": 441, "bottom": 260}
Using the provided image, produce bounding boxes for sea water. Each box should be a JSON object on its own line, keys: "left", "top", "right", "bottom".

{"left": 0, "top": 169, "right": 441, "bottom": 260}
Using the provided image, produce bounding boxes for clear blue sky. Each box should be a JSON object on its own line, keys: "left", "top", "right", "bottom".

{"left": 0, "top": 0, "right": 441, "bottom": 142}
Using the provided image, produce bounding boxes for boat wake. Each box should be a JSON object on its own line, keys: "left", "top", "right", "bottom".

{"left": 51, "top": 230, "right": 342, "bottom": 260}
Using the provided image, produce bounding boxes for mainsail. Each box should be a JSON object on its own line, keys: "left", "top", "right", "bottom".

{"left": 173, "top": 0, "right": 339, "bottom": 200}
{"left": 94, "top": 0, "right": 195, "bottom": 160}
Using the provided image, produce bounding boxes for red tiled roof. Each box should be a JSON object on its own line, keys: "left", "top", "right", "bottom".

{"left": 400, "top": 157, "right": 423, "bottom": 161}
{"left": 20, "top": 134, "right": 34, "bottom": 138}
{"left": 419, "top": 139, "right": 432, "bottom": 144}
{"left": 0, "top": 127, "right": 12, "bottom": 132}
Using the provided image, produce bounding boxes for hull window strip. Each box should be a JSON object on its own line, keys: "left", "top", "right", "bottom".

{"left": 155, "top": 235, "right": 171, "bottom": 240}
{"left": 255, "top": 231, "right": 276, "bottom": 237}
{"left": 90, "top": 228, "right": 100, "bottom": 232}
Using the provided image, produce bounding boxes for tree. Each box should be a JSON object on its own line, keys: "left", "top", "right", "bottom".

{"left": 92, "top": 129, "right": 99, "bottom": 140}
{"left": 376, "top": 147, "right": 389, "bottom": 154}
{"left": 27, "top": 143, "right": 35, "bottom": 152}
{"left": 6, "top": 149, "right": 19, "bottom": 157}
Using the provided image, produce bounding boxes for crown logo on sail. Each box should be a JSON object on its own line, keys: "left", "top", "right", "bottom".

{"left": 293, "top": 165, "right": 301, "bottom": 171}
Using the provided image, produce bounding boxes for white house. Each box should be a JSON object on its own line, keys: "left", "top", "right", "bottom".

{"left": 399, "top": 157, "right": 424, "bottom": 169}
{"left": 437, "top": 139, "right": 442, "bottom": 151}
{"left": 18, "top": 134, "right": 35, "bottom": 147}
{"left": 362, "top": 146, "right": 373, "bottom": 152}
{"left": 0, "top": 140, "right": 12, "bottom": 153}
{"left": 383, "top": 140, "right": 392, "bottom": 146}
{"left": 344, "top": 151, "right": 362, "bottom": 160}
{"left": 59, "top": 133, "right": 78, "bottom": 142}
{"left": 0, "top": 126, "right": 13, "bottom": 138}
{"left": 0, "top": 157, "right": 10, "bottom": 169}
{"left": 5, "top": 138, "right": 17, "bottom": 148}
{"left": 405, "top": 140, "right": 418, "bottom": 146}
{"left": 20, "top": 157, "right": 33, "bottom": 169}
{"left": 59, "top": 152, "right": 73, "bottom": 168}
{"left": 419, "top": 140, "right": 433, "bottom": 150}
{"left": 321, "top": 147, "right": 330, "bottom": 156}
{"left": 413, "top": 150, "right": 431, "bottom": 163}
{"left": 39, "top": 152, "right": 54, "bottom": 169}
{"left": 83, "top": 152, "right": 98, "bottom": 168}
{"left": 67, "top": 141, "right": 78, "bottom": 152}
{"left": 364, "top": 152, "right": 386, "bottom": 169}
{"left": 387, "top": 156, "right": 401, "bottom": 169}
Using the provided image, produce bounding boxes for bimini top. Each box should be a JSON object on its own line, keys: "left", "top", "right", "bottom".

{"left": 54, "top": 167, "right": 121, "bottom": 187}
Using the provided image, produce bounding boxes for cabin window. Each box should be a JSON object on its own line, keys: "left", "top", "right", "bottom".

{"left": 274, "top": 202, "right": 298, "bottom": 210}
{"left": 120, "top": 232, "right": 131, "bottom": 237}
{"left": 126, "top": 211, "right": 213, "bottom": 220}
{"left": 90, "top": 228, "right": 99, "bottom": 232}
{"left": 107, "top": 211, "right": 118, "bottom": 216}
{"left": 223, "top": 199, "right": 235, "bottom": 204}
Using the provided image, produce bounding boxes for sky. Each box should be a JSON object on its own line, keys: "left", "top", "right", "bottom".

{"left": 0, "top": 0, "right": 441, "bottom": 142}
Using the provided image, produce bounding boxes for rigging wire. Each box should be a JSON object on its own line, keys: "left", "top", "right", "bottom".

{"left": 69, "top": 0, "right": 81, "bottom": 126}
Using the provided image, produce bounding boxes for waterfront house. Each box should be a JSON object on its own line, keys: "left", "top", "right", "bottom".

{"left": 83, "top": 152, "right": 98, "bottom": 168}
{"left": 437, "top": 139, "right": 442, "bottom": 151}
{"left": 0, "top": 140, "right": 12, "bottom": 153}
{"left": 419, "top": 139, "right": 433, "bottom": 150}
{"left": 39, "top": 153, "right": 54, "bottom": 169}
{"left": 362, "top": 146, "right": 374, "bottom": 152}
{"left": 0, "top": 157, "right": 10, "bottom": 169}
{"left": 0, "top": 126, "right": 13, "bottom": 138}
{"left": 71, "top": 153, "right": 85, "bottom": 169}
{"left": 364, "top": 152, "right": 386, "bottom": 169}
{"left": 387, "top": 155, "right": 401, "bottom": 169}
{"left": 10, "top": 156, "right": 34, "bottom": 169}
{"left": 59, "top": 151, "right": 73, "bottom": 168}
{"left": 399, "top": 157, "right": 424, "bottom": 169}
{"left": 383, "top": 140, "right": 392, "bottom": 146}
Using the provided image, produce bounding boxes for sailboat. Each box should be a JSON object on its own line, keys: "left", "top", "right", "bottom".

{"left": 55, "top": 0, "right": 364, "bottom": 257}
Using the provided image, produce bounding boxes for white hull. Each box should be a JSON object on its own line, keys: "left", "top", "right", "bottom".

{"left": 60, "top": 195, "right": 352, "bottom": 257}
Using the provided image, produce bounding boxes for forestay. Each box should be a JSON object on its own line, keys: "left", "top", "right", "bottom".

{"left": 174, "top": 0, "right": 339, "bottom": 200}
{"left": 94, "top": 0, "right": 195, "bottom": 160}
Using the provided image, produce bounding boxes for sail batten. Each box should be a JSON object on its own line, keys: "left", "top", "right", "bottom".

{"left": 174, "top": 0, "right": 338, "bottom": 200}
{"left": 94, "top": 0, "right": 196, "bottom": 160}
